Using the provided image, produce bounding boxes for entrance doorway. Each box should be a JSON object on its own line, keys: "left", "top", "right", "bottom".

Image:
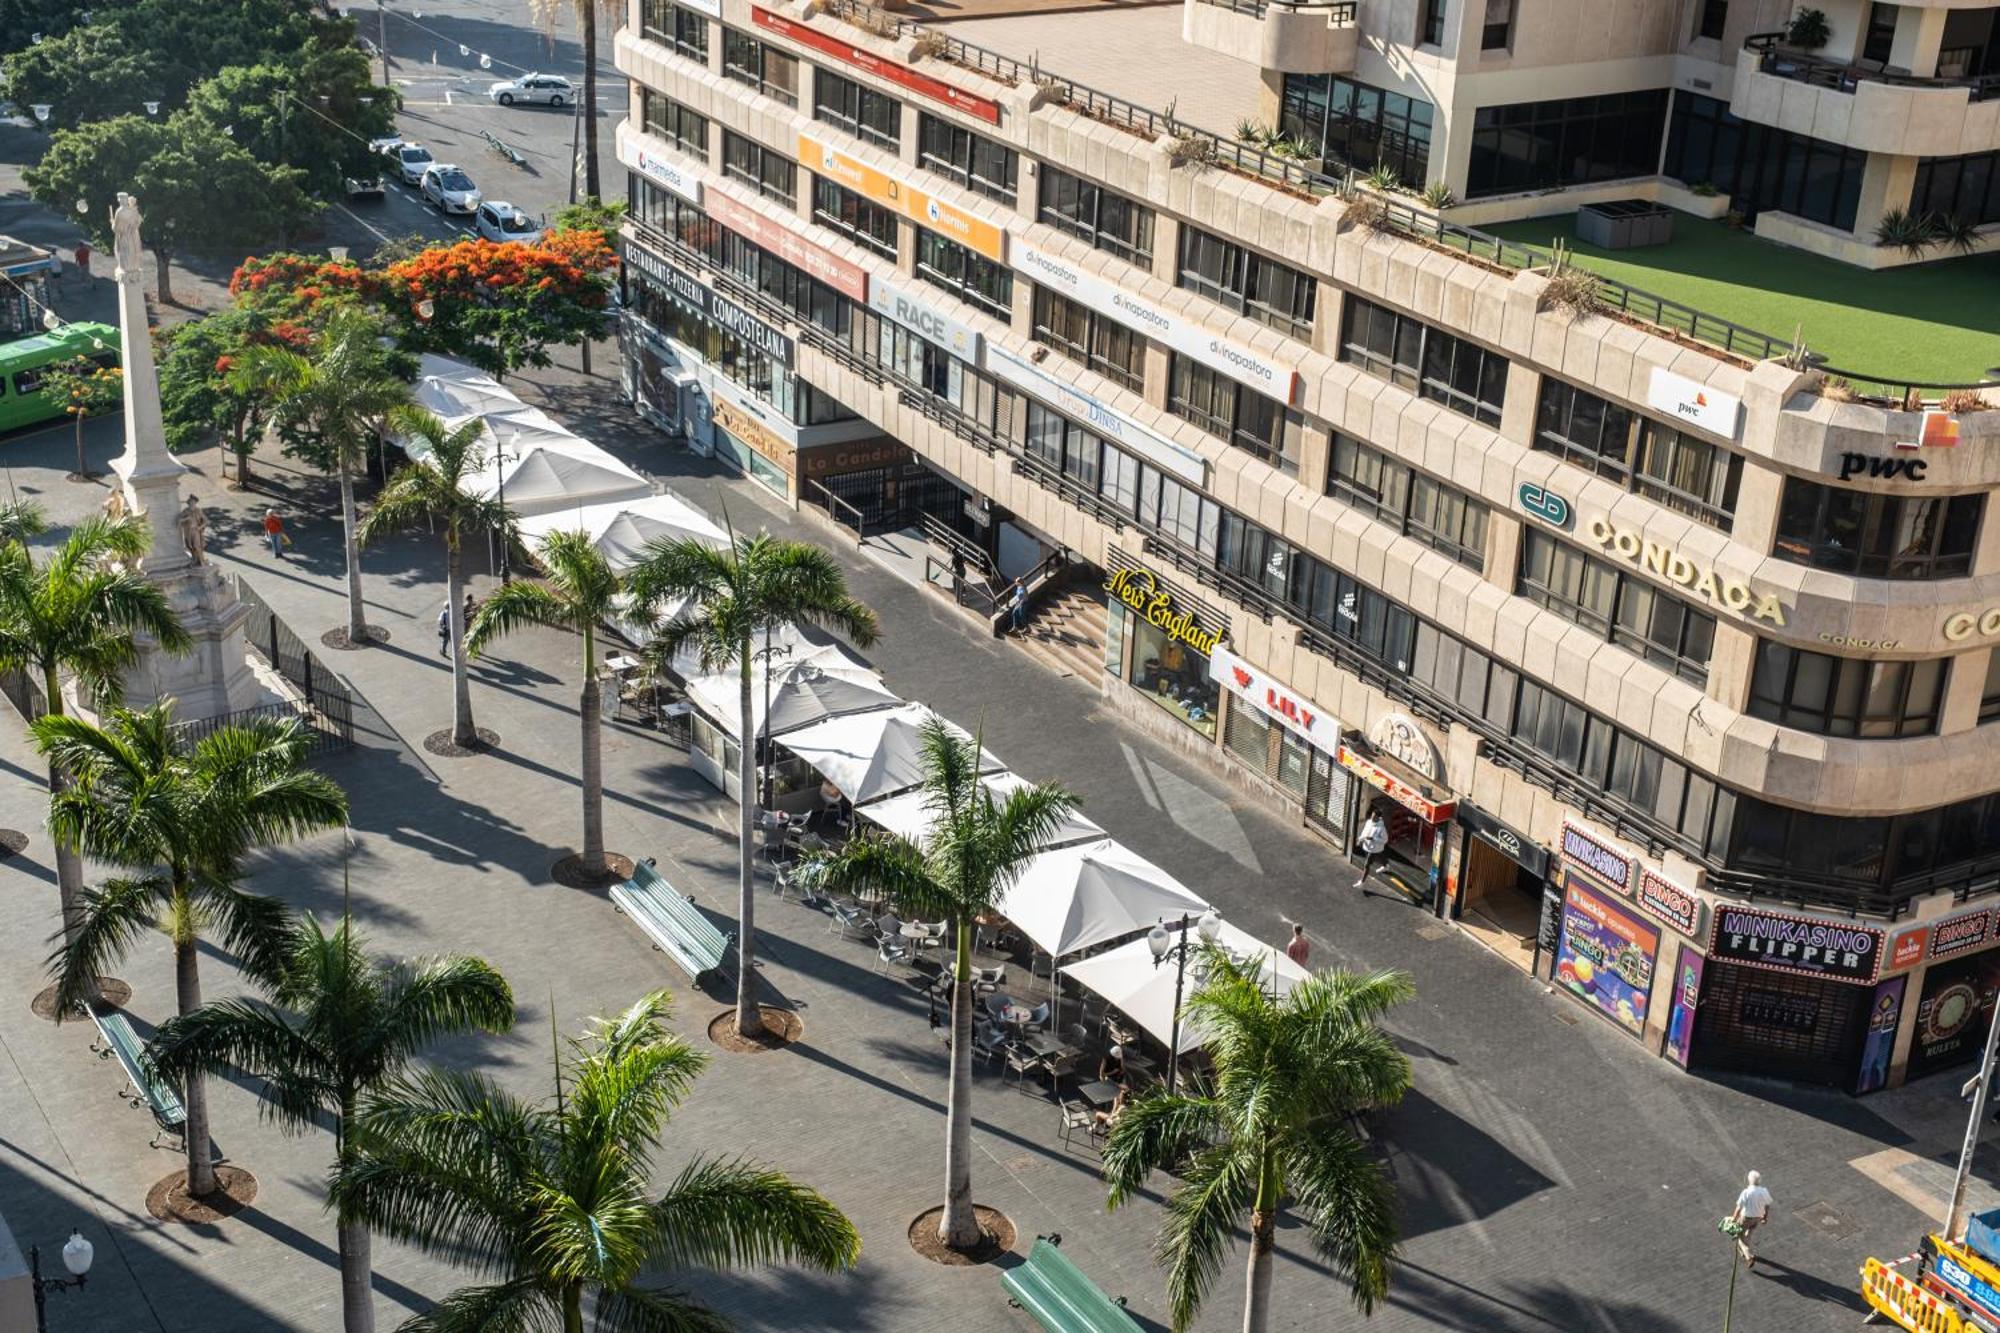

{"left": 1689, "top": 960, "right": 1874, "bottom": 1087}
{"left": 1457, "top": 835, "right": 1543, "bottom": 971}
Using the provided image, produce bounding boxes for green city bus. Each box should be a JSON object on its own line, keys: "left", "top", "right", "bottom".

{"left": 0, "top": 321, "right": 122, "bottom": 434}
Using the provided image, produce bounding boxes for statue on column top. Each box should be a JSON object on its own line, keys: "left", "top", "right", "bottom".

{"left": 111, "top": 192, "right": 142, "bottom": 278}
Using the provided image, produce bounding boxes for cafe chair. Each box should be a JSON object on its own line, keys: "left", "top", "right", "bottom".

{"left": 971, "top": 965, "right": 1006, "bottom": 994}
{"left": 1059, "top": 1100, "right": 1099, "bottom": 1153}
{"left": 972, "top": 1023, "right": 1012, "bottom": 1069}
{"left": 874, "top": 935, "right": 911, "bottom": 975}
{"left": 1025, "top": 1001, "right": 1051, "bottom": 1033}
{"left": 1005, "top": 1043, "right": 1047, "bottom": 1093}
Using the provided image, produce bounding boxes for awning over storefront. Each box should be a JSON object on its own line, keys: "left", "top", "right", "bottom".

{"left": 995, "top": 838, "right": 1212, "bottom": 959}
{"left": 1337, "top": 742, "right": 1456, "bottom": 823}
{"left": 779, "top": 703, "right": 1004, "bottom": 805}
{"left": 1059, "top": 920, "right": 1310, "bottom": 1053}
{"left": 858, "top": 771, "right": 1106, "bottom": 850}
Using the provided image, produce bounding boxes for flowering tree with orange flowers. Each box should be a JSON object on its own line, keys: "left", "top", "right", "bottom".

{"left": 383, "top": 230, "right": 615, "bottom": 379}
{"left": 41, "top": 356, "right": 124, "bottom": 481}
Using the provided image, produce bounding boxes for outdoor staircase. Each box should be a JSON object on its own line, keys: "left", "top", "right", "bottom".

{"left": 1011, "top": 585, "right": 1107, "bottom": 682}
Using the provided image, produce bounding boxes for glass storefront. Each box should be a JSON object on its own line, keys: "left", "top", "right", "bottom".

{"left": 1125, "top": 613, "right": 1219, "bottom": 738}
{"left": 714, "top": 427, "right": 789, "bottom": 497}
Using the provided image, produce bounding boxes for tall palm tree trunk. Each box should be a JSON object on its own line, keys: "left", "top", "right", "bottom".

{"left": 174, "top": 922, "right": 217, "bottom": 1196}
{"left": 734, "top": 644, "right": 758, "bottom": 1038}
{"left": 446, "top": 542, "right": 475, "bottom": 746}
{"left": 580, "top": 5, "right": 600, "bottom": 199}
{"left": 337, "top": 1093, "right": 375, "bottom": 1333}
{"left": 940, "top": 921, "right": 979, "bottom": 1248}
{"left": 338, "top": 455, "right": 367, "bottom": 641}
{"left": 579, "top": 670, "right": 604, "bottom": 876}
{"left": 1242, "top": 1160, "right": 1279, "bottom": 1333}
{"left": 40, "top": 667, "right": 91, "bottom": 999}
{"left": 153, "top": 247, "right": 174, "bottom": 306}
{"left": 563, "top": 1281, "right": 585, "bottom": 1333}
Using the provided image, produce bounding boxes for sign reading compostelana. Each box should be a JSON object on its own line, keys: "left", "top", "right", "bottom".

{"left": 986, "top": 346, "right": 1207, "bottom": 485}
{"left": 1011, "top": 239, "right": 1300, "bottom": 404}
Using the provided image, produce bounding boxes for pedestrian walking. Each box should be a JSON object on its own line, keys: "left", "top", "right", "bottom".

{"left": 463, "top": 590, "right": 477, "bottom": 630}
{"left": 437, "top": 603, "right": 453, "bottom": 658}
{"left": 1728, "top": 1170, "right": 1773, "bottom": 1268}
{"left": 1285, "top": 923, "right": 1311, "bottom": 968}
{"left": 1008, "top": 578, "right": 1026, "bottom": 634}
{"left": 74, "top": 240, "right": 91, "bottom": 281}
{"left": 1354, "top": 809, "right": 1390, "bottom": 888}
{"left": 262, "top": 508, "right": 286, "bottom": 558}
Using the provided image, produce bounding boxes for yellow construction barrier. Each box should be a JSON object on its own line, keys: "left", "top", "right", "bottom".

{"left": 1862, "top": 1237, "right": 2000, "bottom": 1333}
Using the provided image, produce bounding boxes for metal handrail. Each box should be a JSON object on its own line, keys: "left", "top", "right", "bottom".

{"left": 1745, "top": 32, "right": 2000, "bottom": 101}
{"left": 1192, "top": 0, "right": 1355, "bottom": 19}
{"left": 807, "top": 478, "right": 868, "bottom": 547}
{"left": 1805, "top": 365, "right": 2000, "bottom": 410}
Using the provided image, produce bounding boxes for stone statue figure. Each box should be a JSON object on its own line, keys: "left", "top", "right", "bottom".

{"left": 111, "top": 192, "right": 142, "bottom": 277}
{"left": 101, "top": 487, "right": 127, "bottom": 522}
{"left": 177, "top": 493, "right": 206, "bottom": 564}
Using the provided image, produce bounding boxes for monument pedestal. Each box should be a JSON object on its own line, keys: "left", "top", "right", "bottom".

{"left": 112, "top": 558, "right": 264, "bottom": 719}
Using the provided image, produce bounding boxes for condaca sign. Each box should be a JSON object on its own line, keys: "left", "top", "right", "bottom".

{"left": 1710, "top": 905, "right": 1884, "bottom": 984}
{"left": 1584, "top": 517, "right": 1786, "bottom": 626}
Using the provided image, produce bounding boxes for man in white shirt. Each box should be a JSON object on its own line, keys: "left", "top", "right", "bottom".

{"left": 1354, "top": 810, "right": 1390, "bottom": 888}
{"left": 1730, "top": 1169, "right": 1773, "bottom": 1266}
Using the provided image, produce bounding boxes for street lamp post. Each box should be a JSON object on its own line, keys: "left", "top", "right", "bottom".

{"left": 29, "top": 1229, "right": 94, "bottom": 1332}
{"left": 1146, "top": 909, "right": 1222, "bottom": 1095}
{"left": 492, "top": 430, "right": 519, "bottom": 584}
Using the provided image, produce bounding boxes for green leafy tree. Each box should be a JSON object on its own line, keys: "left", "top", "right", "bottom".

{"left": 551, "top": 196, "right": 625, "bottom": 248}
{"left": 809, "top": 720, "right": 1077, "bottom": 1252}
{"left": 158, "top": 306, "right": 291, "bottom": 487}
{"left": 1103, "top": 956, "right": 1415, "bottom": 1333}
{"left": 151, "top": 912, "right": 514, "bottom": 1333}
{"left": 40, "top": 355, "right": 123, "bottom": 480}
{"left": 178, "top": 54, "right": 396, "bottom": 203}
{"left": 629, "top": 533, "right": 878, "bottom": 1040}
{"left": 233, "top": 307, "right": 411, "bottom": 644}
{"left": 332, "top": 990, "right": 861, "bottom": 1333}
{"left": 466, "top": 530, "right": 625, "bottom": 881}
{"left": 37, "top": 706, "right": 349, "bottom": 1196}
{"left": 358, "top": 409, "right": 514, "bottom": 748}
{"left": 0, "top": 25, "right": 161, "bottom": 131}
{"left": 0, "top": 516, "right": 188, "bottom": 984}
{"left": 529, "top": 0, "right": 618, "bottom": 198}
{"left": 0, "top": 0, "right": 95, "bottom": 56}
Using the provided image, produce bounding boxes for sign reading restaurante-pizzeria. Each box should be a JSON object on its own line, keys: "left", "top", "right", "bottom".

{"left": 1103, "top": 563, "right": 1221, "bottom": 656}
{"left": 1709, "top": 904, "right": 1884, "bottom": 984}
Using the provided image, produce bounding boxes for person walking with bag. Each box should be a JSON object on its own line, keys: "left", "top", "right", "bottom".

{"left": 262, "top": 508, "right": 287, "bottom": 558}
{"left": 437, "top": 603, "right": 453, "bottom": 658}
{"left": 1727, "top": 1170, "right": 1773, "bottom": 1268}
{"left": 1354, "top": 809, "right": 1390, "bottom": 888}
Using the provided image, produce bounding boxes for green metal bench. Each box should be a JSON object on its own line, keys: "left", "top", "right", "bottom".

{"left": 1001, "top": 1234, "right": 1140, "bottom": 1332}
{"left": 610, "top": 859, "right": 736, "bottom": 984}
{"left": 88, "top": 1006, "right": 186, "bottom": 1150}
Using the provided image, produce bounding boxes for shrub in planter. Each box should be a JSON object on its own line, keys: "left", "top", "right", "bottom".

{"left": 1787, "top": 7, "right": 1831, "bottom": 49}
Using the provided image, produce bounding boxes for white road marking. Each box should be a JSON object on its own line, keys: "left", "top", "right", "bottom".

{"left": 335, "top": 202, "right": 396, "bottom": 246}
{"left": 444, "top": 90, "right": 454, "bottom": 105}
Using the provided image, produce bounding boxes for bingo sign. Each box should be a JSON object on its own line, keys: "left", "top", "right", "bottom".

{"left": 1554, "top": 875, "right": 1659, "bottom": 1039}
{"left": 1709, "top": 905, "right": 1884, "bottom": 984}
{"left": 1930, "top": 910, "right": 1994, "bottom": 960}
{"left": 1636, "top": 869, "right": 1702, "bottom": 938}
{"left": 1560, "top": 821, "right": 1633, "bottom": 898}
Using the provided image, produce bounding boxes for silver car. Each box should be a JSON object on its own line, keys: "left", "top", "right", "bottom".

{"left": 488, "top": 74, "right": 573, "bottom": 107}
{"left": 420, "top": 164, "right": 482, "bottom": 214}
{"left": 387, "top": 142, "right": 433, "bottom": 185}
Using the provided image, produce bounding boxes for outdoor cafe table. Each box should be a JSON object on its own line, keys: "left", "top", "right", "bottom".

{"left": 1020, "top": 1032, "right": 1064, "bottom": 1059}
{"left": 1075, "top": 1080, "right": 1120, "bottom": 1109}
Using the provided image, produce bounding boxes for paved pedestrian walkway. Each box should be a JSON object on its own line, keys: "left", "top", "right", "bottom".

{"left": 0, "top": 368, "right": 1984, "bottom": 1332}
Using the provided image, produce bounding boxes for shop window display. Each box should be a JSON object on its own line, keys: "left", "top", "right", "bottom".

{"left": 1125, "top": 612, "right": 1218, "bottom": 738}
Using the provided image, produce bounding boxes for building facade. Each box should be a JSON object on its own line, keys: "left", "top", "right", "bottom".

{"left": 614, "top": 0, "right": 2000, "bottom": 1093}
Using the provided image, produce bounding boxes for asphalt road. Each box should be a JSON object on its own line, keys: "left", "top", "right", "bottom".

{"left": 325, "top": 0, "right": 632, "bottom": 258}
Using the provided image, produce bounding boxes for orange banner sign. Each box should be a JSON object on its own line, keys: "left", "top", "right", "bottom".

{"left": 797, "top": 133, "right": 1007, "bottom": 262}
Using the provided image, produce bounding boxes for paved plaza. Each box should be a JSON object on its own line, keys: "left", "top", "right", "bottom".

{"left": 0, "top": 360, "right": 1993, "bottom": 1332}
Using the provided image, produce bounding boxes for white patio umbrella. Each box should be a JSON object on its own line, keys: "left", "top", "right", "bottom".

{"left": 994, "top": 837, "right": 1211, "bottom": 961}
{"left": 684, "top": 645, "right": 900, "bottom": 740}
{"left": 858, "top": 771, "right": 1105, "bottom": 849}
{"left": 779, "top": 703, "right": 1003, "bottom": 806}
{"left": 1059, "top": 919, "right": 1310, "bottom": 1054}
{"left": 517, "top": 492, "right": 727, "bottom": 573}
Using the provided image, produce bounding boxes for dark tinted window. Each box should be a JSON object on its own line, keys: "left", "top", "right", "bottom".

{"left": 916, "top": 114, "right": 1016, "bottom": 202}
{"left": 1341, "top": 296, "right": 1505, "bottom": 426}
{"left": 813, "top": 69, "right": 900, "bottom": 149}
{"left": 1534, "top": 377, "right": 1741, "bottom": 529}
{"left": 1327, "top": 434, "right": 1487, "bottom": 570}
{"left": 1772, "top": 477, "right": 1982, "bottom": 579}
{"left": 1177, "top": 226, "right": 1316, "bottom": 340}
{"left": 1748, "top": 641, "right": 1947, "bottom": 737}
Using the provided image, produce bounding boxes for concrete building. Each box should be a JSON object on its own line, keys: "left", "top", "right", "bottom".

{"left": 612, "top": 0, "right": 2000, "bottom": 1093}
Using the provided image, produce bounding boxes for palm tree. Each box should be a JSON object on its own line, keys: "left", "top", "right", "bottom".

{"left": 36, "top": 705, "right": 350, "bottom": 1197}
{"left": 809, "top": 718, "right": 1077, "bottom": 1253}
{"left": 466, "top": 528, "right": 623, "bottom": 880}
{"left": 150, "top": 912, "right": 515, "bottom": 1333}
{"left": 529, "top": 0, "right": 618, "bottom": 199}
{"left": 0, "top": 496, "right": 50, "bottom": 546}
{"left": 627, "top": 533, "right": 877, "bottom": 1039}
{"left": 0, "top": 515, "right": 188, "bottom": 976}
{"left": 358, "top": 409, "right": 513, "bottom": 748}
{"left": 233, "top": 308, "right": 411, "bottom": 645}
{"left": 331, "top": 989, "right": 861, "bottom": 1333}
{"left": 1102, "top": 955, "right": 1415, "bottom": 1333}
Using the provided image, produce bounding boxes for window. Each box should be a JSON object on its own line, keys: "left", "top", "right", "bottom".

{"left": 1748, "top": 642, "right": 1947, "bottom": 738}
{"left": 1419, "top": 0, "right": 1447, "bottom": 45}
{"left": 1663, "top": 92, "right": 1867, "bottom": 230}
{"left": 1033, "top": 288, "right": 1144, "bottom": 391}
{"left": 722, "top": 27, "right": 798, "bottom": 105}
{"left": 1696, "top": 0, "right": 1728, "bottom": 40}
{"left": 1518, "top": 530, "right": 1716, "bottom": 684}
{"left": 915, "top": 228, "right": 1013, "bottom": 318}
{"left": 641, "top": 89, "right": 709, "bottom": 159}
{"left": 643, "top": 0, "right": 708, "bottom": 61}
{"left": 1168, "top": 357, "right": 1303, "bottom": 476}
{"left": 722, "top": 132, "right": 796, "bottom": 205}
{"left": 916, "top": 113, "right": 1016, "bottom": 202}
{"left": 1326, "top": 435, "right": 1487, "bottom": 569}
{"left": 811, "top": 176, "right": 897, "bottom": 258}
{"left": 1481, "top": 0, "right": 1513, "bottom": 49}
{"left": 1913, "top": 150, "right": 2000, "bottom": 228}
{"left": 1038, "top": 167, "right": 1155, "bottom": 265}
{"left": 1467, "top": 90, "right": 1670, "bottom": 198}
{"left": 1277, "top": 74, "right": 1434, "bottom": 188}
{"left": 1772, "top": 478, "right": 1983, "bottom": 579}
{"left": 1863, "top": 3, "right": 1898, "bottom": 64}
{"left": 1340, "top": 296, "right": 1506, "bottom": 426}
{"left": 1534, "top": 378, "right": 1742, "bottom": 528}
{"left": 813, "top": 69, "right": 900, "bottom": 149}
{"left": 1982, "top": 651, "right": 2000, "bottom": 724}
{"left": 1176, "top": 226, "right": 1316, "bottom": 340}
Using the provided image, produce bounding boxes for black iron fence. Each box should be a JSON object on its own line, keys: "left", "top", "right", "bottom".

{"left": 233, "top": 577, "right": 355, "bottom": 755}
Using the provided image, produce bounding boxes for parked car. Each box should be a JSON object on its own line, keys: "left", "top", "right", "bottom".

{"left": 385, "top": 141, "right": 433, "bottom": 185}
{"left": 367, "top": 134, "right": 402, "bottom": 155}
{"left": 474, "top": 201, "right": 542, "bottom": 243}
{"left": 420, "top": 164, "right": 482, "bottom": 214}
{"left": 345, "top": 173, "right": 386, "bottom": 201}
{"left": 488, "top": 73, "right": 572, "bottom": 107}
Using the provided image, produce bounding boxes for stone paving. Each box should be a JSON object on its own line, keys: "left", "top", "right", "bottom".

{"left": 0, "top": 362, "right": 1992, "bottom": 1332}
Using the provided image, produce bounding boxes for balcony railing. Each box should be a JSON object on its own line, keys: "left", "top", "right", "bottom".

{"left": 1745, "top": 32, "right": 2000, "bottom": 102}
{"left": 1189, "top": 0, "right": 1356, "bottom": 21}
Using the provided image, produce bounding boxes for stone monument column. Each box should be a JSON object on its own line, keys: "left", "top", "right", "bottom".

{"left": 103, "top": 193, "right": 266, "bottom": 721}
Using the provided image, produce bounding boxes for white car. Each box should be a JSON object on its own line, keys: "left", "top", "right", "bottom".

{"left": 475, "top": 202, "right": 542, "bottom": 244}
{"left": 420, "top": 164, "right": 481, "bottom": 214}
{"left": 385, "top": 141, "right": 433, "bottom": 185}
{"left": 488, "top": 74, "right": 572, "bottom": 107}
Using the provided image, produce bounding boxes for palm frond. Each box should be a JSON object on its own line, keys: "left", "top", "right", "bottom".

{"left": 375, "top": 954, "right": 517, "bottom": 1064}
{"left": 592, "top": 1285, "right": 731, "bottom": 1333}
{"left": 46, "top": 873, "right": 168, "bottom": 1017}
{"left": 1155, "top": 1141, "right": 1260, "bottom": 1333}
{"left": 148, "top": 995, "right": 329, "bottom": 1131}
{"left": 464, "top": 579, "right": 572, "bottom": 658}
{"left": 1101, "top": 1091, "right": 1221, "bottom": 1207}
{"left": 624, "top": 538, "right": 734, "bottom": 623}
{"left": 197, "top": 881, "right": 304, "bottom": 989}
{"left": 397, "top": 1277, "right": 557, "bottom": 1333}
{"left": 646, "top": 1157, "right": 861, "bottom": 1274}
{"left": 1283, "top": 1120, "right": 1400, "bottom": 1313}
{"left": 804, "top": 835, "right": 938, "bottom": 915}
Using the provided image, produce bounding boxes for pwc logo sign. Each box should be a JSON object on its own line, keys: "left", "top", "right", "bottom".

{"left": 1210, "top": 647, "right": 1341, "bottom": 751}
{"left": 1646, "top": 367, "right": 1742, "bottom": 440}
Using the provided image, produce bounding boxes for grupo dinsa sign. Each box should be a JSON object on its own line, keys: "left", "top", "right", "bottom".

{"left": 1104, "top": 565, "right": 1221, "bottom": 655}
{"left": 1709, "top": 905, "right": 1884, "bottom": 984}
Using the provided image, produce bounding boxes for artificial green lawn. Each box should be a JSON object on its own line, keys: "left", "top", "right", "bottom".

{"left": 1483, "top": 213, "right": 2000, "bottom": 385}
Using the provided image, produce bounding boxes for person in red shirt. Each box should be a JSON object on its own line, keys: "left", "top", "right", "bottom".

{"left": 1285, "top": 923, "right": 1311, "bottom": 968}
{"left": 73, "top": 241, "right": 91, "bottom": 280}
{"left": 262, "top": 508, "right": 285, "bottom": 557}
